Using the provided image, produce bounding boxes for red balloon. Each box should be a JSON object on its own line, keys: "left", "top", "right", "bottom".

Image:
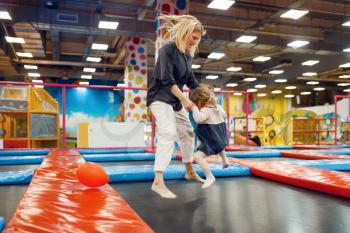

{"left": 76, "top": 162, "right": 110, "bottom": 188}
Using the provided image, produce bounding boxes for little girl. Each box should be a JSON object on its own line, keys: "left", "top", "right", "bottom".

{"left": 190, "top": 85, "right": 229, "bottom": 188}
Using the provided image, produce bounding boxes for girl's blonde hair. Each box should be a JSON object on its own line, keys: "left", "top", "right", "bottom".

{"left": 158, "top": 14, "right": 206, "bottom": 57}
{"left": 191, "top": 84, "right": 216, "bottom": 109}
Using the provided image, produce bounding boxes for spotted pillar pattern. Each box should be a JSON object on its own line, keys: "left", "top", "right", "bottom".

{"left": 124, "top": 37, "right": 148, "bottom": 122}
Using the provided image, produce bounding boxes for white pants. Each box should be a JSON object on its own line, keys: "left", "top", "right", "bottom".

{"left": 151, "top": 101, "right": 195, "bottom": 171}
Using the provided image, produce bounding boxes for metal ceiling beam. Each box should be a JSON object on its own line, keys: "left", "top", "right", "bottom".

{"left": 51, "top": 30, "right": 60, "bottom": 60}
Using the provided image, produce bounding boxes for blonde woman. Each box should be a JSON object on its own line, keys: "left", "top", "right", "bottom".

{"left": 146, "top": 15, "right": 206, "bottom": 198}
{"left": 190, "top": 85, "right": 229, "bottom": 188}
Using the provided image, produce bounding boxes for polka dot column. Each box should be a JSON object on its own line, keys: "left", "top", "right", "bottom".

{"left": 124, "top": 37, "right": 148, "bottom": 122}
{"left": 155, "top": 0, "right": 189, "bottom": 59}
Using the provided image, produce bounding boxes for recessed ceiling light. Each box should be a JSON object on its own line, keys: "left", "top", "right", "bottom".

{"left": 339, "top": 75, "right": 350, "bottom": 79}
{"left": 253, "top": 56, "right": 271, "bottom": 62}
{"left": 247, "top": 88, "right": 257, "bottom": 92}
{"left": 79, "top": 81, "right": 89, "bottom": 85}
{"left": 226, "top": 83, "right": 238, "bottom": 87}
{"left": 86, "top": 56, "right": 101, "bottom": 62}
{"left": 31, "top": 79, "right": 43, "bottom": 83}
{"left": 5, "top": 36, "right": 25, "bottom": 44}
{"left": 235, "top": 35, "right": 257, "bottom": 43}
{"left": 243, "top": 77, "right": 256, "bottom": 82}
{"left": 343, "top": 48, "right": 350, "bottom": 53}
{"left": 226, "top": 66, "right": 242, "bottom": 72}
{"left": 234, "top": 92, "right": 242, "bottom": 96}
{"left": 275, "top": 79, "right": 287, "bottom": 83}
{"left": 271, "top": 90, "right": 282, "bottom": 94}
{"left": 0, "top": 11, "right": 11, "bottom": 20}
{"left": 33, "top": 85, "right": 44, "bottom": 89}
{"left": 303, "top": 72, "right": 317, "bottom": 76}
{"left": 255, "top": 84, "right": 266, "bottom": 88}
{"left": 208, "top": 52, "right": 225, "bottom": 59}
{"left": 81, "top": 75, "right": 92, "bottom": 79}
{"left": 285, "top": 86, "right": 297, "bottom": 89}
{"left": 313, "top": 87, "right": 325, "bottom": 91}
{"left": 28, "top": 73, "right": 40, "bottom": 77}
{"left": 300, "top": 91, "right": 311, "bottom": 95}
{"left": 306, "top": 81, "right": 319, "bottom": 85}
{"left": 91, "top": 43, "right": 108, "bottom": 50}
{"left": 24, "top": 65, "right": 38, "bottom": 70}
{"left": 284, "top": 94, "right": 295, "bottom": 98}
{"left": 206, "top": 75, "right": 219, "bottom": 80}
{"left": 280, "top": 9, "right": 309, "bottom": 20}
{"left": 269, "top": 70, "right": 284, "bottom": 75}
{"left": 192, "top": 64, "right": 201, "bottom": 69}
{"left": 16, "top": 52, "right": 33, "bottom": 58}
{"left": 214, "top": 87, "right": 221, "bottom": 92}
{"left": 302, "top": 60, "right": 319, "bottom": 66}
{"left": 343, "top": 20, "right": 350, "bottom": 27}
{"left": 344, "top": 89, "right": 350, "bottom": 92}
{"left": 287, "top": 40, "right": 309, "bottom": 48}
{"left": 98, "top": 21, "right": 119, "bottom": 29}
{"left": 83, "top": 68, "right": 96, "bottom": 73}
{"left": 339, "top": 63, "right": 350, "bottom": 68}
{"left": 208, "top": 0, "right": 235, "bottom": 10}
{"left": 257, "top": 93, "right": 267, "bottom": 97}
{"left": 337, "top": 83, "right": 350, "bottom": 86}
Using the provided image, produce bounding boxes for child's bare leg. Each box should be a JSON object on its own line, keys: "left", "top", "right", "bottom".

{"left": 193, "top": 151, "right": 215, "bottom": 189}
{"left": 152, "top": 171, "right": 177, "bottom": 198}
{"left": 184, "top": 163, "right": 205, "bottom": 183}
{"left": 219, "top": 150, "right": 229, "bottom": 168}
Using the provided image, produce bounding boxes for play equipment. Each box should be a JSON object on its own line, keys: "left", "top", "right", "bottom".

{"left": 76, "top": 162, "right": 109, "bottom": 187}
{"left": 232, "top": 117, "right": 266, "bottom": 145}
{"left": 0, "top": 85, "right": 59, "bottom": 148}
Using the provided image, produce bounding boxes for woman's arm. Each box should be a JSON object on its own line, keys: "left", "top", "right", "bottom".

{"left": 170, "top": 85, "right": 194, "bottom": 111}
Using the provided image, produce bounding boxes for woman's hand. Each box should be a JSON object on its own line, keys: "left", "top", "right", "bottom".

{"left": 182, "top": 97, "right": 195, "bottom": 112}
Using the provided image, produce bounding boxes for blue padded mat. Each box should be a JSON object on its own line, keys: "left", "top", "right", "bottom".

{"left": 226, "top": 150, "right": 281, "bottom": 158}
{"left": 0, "top": 216, "right": 4, "bottom": 232}
{"left": 84, "top": 153, "right": 177, "bottom": 162}
{"left": 79, "top": 148, "right": 145, "bottom": 154}
{"left": 0, "top": 169, "right": 34, "bottom": 184}
{"left": 306, "top": 149, "right": 350, "bottom": 155}
{"left": 0, "top": 156, "right": 44, "bottom": 165}
{"left": 289, "top": 159, "right": 350, "bottom": 171}
{"left": 0, "top": 150, "right": 48, "bottom": 156}
{"left": 260, "top": 145, "right": 294, "bottom": 150}
{"left": 105, "top": 163, "right": 251, "bottom": 182}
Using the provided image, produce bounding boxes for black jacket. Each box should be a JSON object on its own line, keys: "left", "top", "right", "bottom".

{"left": 147, "top": 42, "right": 199, "bottom": 111}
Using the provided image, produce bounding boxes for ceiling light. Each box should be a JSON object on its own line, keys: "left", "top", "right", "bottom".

{"left": 16, "top": 52, "right": 33, "bottom": 58}
{"left": 313, "top": 87, "right": 325, "bottom": 91}
{"left": 275, "top": 79, "right": 287, "bottom": 83}
{"left": 302, "top": 60, "right": 319, "bottom": 66}
{"left": 83, "top": 67, "right": 96, "bottom": 72}
{"left": 226, "top": 66, "right": 242, "bottom": 72}
{"left": 214, "top": 87, "right": 221, "bottom": 92}
{"left": 339, "top": 75, "right": 350, "bottom": 79}
{"left": 208, "top": 0, "right": 235, "bottom": 10}
{"left": 280, "top": 9, "right": 309, "bottom": 20}
{"left": 86, "top": 56, "right": 101, "bottom": 62}
{"left": 98, "top": 21, "right": 119, "bottom": 29}
{"left": 236, "top": 35, "right": 257, "bottom": 43}
{"left": 192, "top": 64, "right": 201, "bottom": 69}
{"left": 206, "top": 75, "right": 219, "bottom": 80}
{"left": 303, "top": 72, "right": 317, "bottom": 76}
{"left": 118, "top": 83, "right": 126, "bottom": 87}
{"left": 31, "top": 79, "right": 43, "bottom": 83}
{"left": 33, "top": 85, "right": 44, "bottom": 89}
{"left": 339, "top": 63, "right": 350, "bottom": 68}
{"left": 0, "top": 11, "right": 11, "bottom": 20}
{"left": 226, "top": 83, "right": 238, "bottom": 87}
{"left": 243, "top": 77, "right": 256, "bottom": 82}
{"left": 79, "top": 81, "right": 89, "bottom": 85}
{"left": 285, "top": 86, "right": 296, "bottom": 89}
{"left": 287, "top": 40, "right": 309, "bottom": 48}
{"left": 208, "top": 52, "right": 225, "bottom": 59}
{"left": 343, "top": 48, "right": 350, "bottom": 53}
{"left": 343, "top": 20, "right": 350, "bottom": 27}
{"left": 24, "top": 65, "right": 38, "bottom": 70}
{"left": 269, "top": 70, "right": 284, "bottom": 75}
{"left": 284, "top": 94, "right": 295, "bottom": 98}
{"left": 337, "top": 83, "right": 350, "bottom": 86}
{"left": 253, "top": 56, "right": 271, "bottom": 62}
{"left": 344, "top": 89, "right": 350, "bottom": 92}
{"left": 257, "top": 93, "right": 267, "bottom": 97}
{"left": 306, "top": 81, "right": 319, "bottom": 85}
{"left": 271, "top": 90, "right": 282, "bottom": 94}
{"left": 81, "top": 75, "right": 92, "bottom": 79}
{"left": 5, "top": 36, "right": 25, "bottom": 44}
{"left": 91, "top": 43, "right": 108, "bottom": 50}
{"left": 247, "top": 88, "right": 257, "bottom": 92}
{"left": 300, "top": 91, "right": 311, "bottom": 95}
{"left": 234, "top": 92, "right": 242, "bottom": 96}
{"left": 255, "top": 84, "right": 266, "bottom": 88}
{"left": 28, "top": 73, "right": 40, "bottom": 77}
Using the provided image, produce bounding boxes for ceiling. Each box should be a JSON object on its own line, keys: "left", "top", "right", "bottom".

{"left": 1, "top": 0, "right": 350, "bottom": 106}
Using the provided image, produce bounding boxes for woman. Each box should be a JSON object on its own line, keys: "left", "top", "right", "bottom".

{"left": 147, "top": 15, "right": 206, "bottom": 198}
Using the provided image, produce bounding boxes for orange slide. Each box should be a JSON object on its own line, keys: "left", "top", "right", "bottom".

{"left": 4, "top": 149, "right": 154, "bottom": 233}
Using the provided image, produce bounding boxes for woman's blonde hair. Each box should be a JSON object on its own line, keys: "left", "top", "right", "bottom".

{"left": 158, "top": 14, "right": 206, "bottom": 57}
{"left": 191, "top": 84, "right": 216, "bottom": 109}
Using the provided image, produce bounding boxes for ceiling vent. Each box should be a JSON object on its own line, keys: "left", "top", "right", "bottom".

{"left": 57, "top": 13, "right": 78, "bottom": 23}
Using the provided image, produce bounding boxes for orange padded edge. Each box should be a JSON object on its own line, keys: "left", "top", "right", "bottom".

{"left": 4, "top": 149, "right": 154, "bottom": 233}
{"left": 282, "top": 150, "right": 350, "bottom": 160}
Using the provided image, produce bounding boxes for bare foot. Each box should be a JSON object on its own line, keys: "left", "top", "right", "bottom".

{"left": 151, "top": 182, "right": 177, "bottom": 199}
{"left": 185, "top": 171, "right": 205, "bottom": 183}
{"left": 202, "top": 176, "right": 215, "bottom": 189}
{"left": 223, "top": 163, "right": 229, "bottom": 169}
